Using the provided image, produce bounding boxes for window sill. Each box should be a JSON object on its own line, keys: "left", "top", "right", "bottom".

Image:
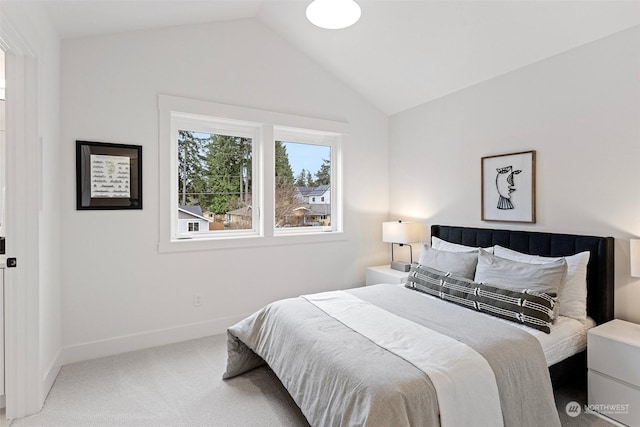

{"left": 158, "top": 231, "right": 347, "bottom": 253}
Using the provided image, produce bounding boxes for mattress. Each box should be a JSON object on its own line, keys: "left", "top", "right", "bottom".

{"left": 523, "top": 315, "right": 595, "bottom": 366}
{"left": 411, "top": 287, "right": 594, "bottom": 366}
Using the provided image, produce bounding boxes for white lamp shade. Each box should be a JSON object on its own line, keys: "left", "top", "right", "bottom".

{"left": 631, "top": 239, "right": 640, "bottom": 277}
{"left": 382, "top": 221, "right": 421, "bottom": 244}
{"left": 306, "top": 0, "right": 361, "bottom": 30}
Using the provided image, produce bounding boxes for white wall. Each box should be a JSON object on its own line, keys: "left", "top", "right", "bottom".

{"left": 60, "top": 20, "right": 389, "bottom": 362}
{"left": 390, "top": 25, "right": 640, "bottom": 324}
{"left": 0, "top": 100, "right": 5, "bottom": 234}
{"left": 0, "top": 0, "right": 62, "bottom": 414}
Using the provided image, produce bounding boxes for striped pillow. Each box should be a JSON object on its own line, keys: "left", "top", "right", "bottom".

{"left": 405, "top": 264, "right": 557, "bottom": 333}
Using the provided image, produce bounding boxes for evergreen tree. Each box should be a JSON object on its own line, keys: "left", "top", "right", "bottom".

{"left": 305, "top": 170, "right": 315, "bottom": 187}
{"left": 203, "top": 134, "right": 252, "bottom": 214}
{"left": 275, "top": 141, "right": 295, "bottom": 185}
{"left": 295, "top": 169, "right": 309, "bottom": 187}
{"left": 275, "top": 141, "right": 299, "bottom": 227}
{"left": 177, "top": 131, "right": 207, "bottom": 206}
{"left": 314, "top": 158, "right": 331, "bottom": 186}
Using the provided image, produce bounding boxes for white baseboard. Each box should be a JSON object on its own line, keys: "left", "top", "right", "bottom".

{"left": 62, "top": 314, "right": 249, "bottom": 365}
{"left": 41, "top": 349, "right": 63, "bottom": 404}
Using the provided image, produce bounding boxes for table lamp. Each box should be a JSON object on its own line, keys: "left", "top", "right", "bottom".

{"left": 382, "top": 220, "right": 421, "bottom": 272}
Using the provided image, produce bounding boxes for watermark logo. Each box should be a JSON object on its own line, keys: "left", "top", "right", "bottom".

{"left": 565, "top": 401, "right": 582, "bottom": 417}
{"left": 584, "top": 403, "right": 630, "bottom": 416}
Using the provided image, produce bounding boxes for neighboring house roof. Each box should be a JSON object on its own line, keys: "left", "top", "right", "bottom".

{"left": 178, "top": 205, "right": 212, "bottom": 222}
{"left": 296, "top": 185, "right": 330, "bottom": 197}
{"left": 295, "top": 187, "right": 313, "bottom": 197}
{"left": 307, "top": 204, "right": 331, "bottom": 215}
{"left": 290, "top": 204, "right": 330, "bottom": 216}
{"left": 292, "top": 206, "right": 311, "bottom": 212}
{"left": 227, "top": 206, "right": 252, "bottom": 217}
{"left": 180, "top": 205, "right": 204, "bottom": 216}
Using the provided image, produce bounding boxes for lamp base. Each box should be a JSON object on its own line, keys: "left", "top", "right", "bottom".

{"left": 390, "top": 261, "right": 412, "bottom": 272}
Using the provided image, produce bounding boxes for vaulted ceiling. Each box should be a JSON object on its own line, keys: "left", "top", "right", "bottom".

{"left": 36, "top": 0, "right": 640, "bottom": 115}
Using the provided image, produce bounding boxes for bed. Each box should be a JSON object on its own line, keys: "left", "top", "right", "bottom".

{"left": 431, "top": 225, "right": 614, "bottom": 388}
{"left": 223, "top": 225, "right": 614, "bottom": 427}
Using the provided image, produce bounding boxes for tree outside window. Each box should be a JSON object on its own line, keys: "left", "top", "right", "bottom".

{"left": 275, "top": 141, "right": 331, "bottom": 228}
{"left": 178, "top": 130, "right": 253, "bottom": 231}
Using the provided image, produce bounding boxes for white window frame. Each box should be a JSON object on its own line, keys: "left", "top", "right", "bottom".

{"left": 172, "top": 113, "right": 261, "bottom": 240}
{"left": 273, "top": 127, "right": 341, "bottom": 236}
{"left": 158, "top": 95, "right": 347, "bottom": 252}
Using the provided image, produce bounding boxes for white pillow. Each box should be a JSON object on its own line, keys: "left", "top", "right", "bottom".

{"left": 431, "top": 236, "right": 494, "bottom": 254}
{"left": 493, "top": 245, "right": 590, "bottom": 324}
{"left": 474, "top": 249, "right": 567, "bottom": 296}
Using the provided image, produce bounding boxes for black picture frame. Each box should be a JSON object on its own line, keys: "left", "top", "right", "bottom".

{"left": 76, "top": 140, "right": 142, "bottom": 210}
{"left": 481, "top": 150, "right": 536, "bottom": 223}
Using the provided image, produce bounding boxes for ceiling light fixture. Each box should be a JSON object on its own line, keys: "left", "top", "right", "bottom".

{"left": 306, "top": 0, "right": 361, "bottom": 30}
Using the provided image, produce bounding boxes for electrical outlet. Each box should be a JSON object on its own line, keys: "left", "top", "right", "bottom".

{"left": 193, "top": 294, "right": 202, "bottom": 307}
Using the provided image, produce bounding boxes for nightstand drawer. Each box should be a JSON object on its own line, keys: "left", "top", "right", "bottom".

{"left": 588, "top": 370, "right": 640, "bottom": 426}
{"left": 588, "top": 333, "right": 640, "bottom": 388}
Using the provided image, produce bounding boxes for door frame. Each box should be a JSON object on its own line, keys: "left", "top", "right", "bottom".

{"left": 1, "top": 12, "right": 42, "bottom": 420}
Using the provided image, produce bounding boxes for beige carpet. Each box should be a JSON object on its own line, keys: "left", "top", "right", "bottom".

{"left": 10, "top": 334, "right": 613, "bottom": 426}
{"left": 1, "top": 409, "right": 10, "bottom": 427}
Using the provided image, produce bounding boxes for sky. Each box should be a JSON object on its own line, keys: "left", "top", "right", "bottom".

{"left": 187, "top": 131, "right": 330, "bottom": 179}
{"left": 282, "top": 142, "right": 330, "bottom": 178}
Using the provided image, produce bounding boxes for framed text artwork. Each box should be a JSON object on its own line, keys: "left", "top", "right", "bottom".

{"left": 76, "top": 140, "right": 142, "bottom": 210}
{"left": 481, "top": 150, "right": 535, "bottom": 223}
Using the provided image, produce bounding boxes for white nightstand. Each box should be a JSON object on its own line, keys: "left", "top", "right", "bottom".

{"left": 365, "top": 265, "right": 410, "bottom": 286}
{"left": 587, "top": 319, "right": 640, "bottom": 426}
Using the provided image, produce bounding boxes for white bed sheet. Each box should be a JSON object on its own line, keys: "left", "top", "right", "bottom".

{"left": 518, "top": 315, "right": 595, "bottom": 366}
{"left": 406, "top": 285, "right": 595, "bottom": 366}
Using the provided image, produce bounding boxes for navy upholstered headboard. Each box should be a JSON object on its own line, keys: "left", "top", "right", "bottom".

{"left": 431, "top": 225, "right": 615, "bottom": 325}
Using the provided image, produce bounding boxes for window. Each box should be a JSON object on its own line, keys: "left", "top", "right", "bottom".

{"left": 171, "top": 114, "right": 260, "bottom": 239}
{"left": 177, "top": 126, "right": 255, "bottom": 235}
{"left": 274, "top": 134, "right": 336, "bottom": 232}
{"left": 159, "top": 95, "right": 346, "bottom": 251}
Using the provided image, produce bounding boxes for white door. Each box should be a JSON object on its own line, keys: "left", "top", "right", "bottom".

{"left": 0, "top": 266, "right": 4, "bottom": 397}
{"left": 1, "top": 36, "right": 41, "bottom": 419}
{"left": 0, "top": 46, "right": 5, "bottom": 406}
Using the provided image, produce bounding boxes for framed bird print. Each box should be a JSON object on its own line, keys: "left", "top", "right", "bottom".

{"left": 481, "top": 150, "right": 535, "bottom": 223}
